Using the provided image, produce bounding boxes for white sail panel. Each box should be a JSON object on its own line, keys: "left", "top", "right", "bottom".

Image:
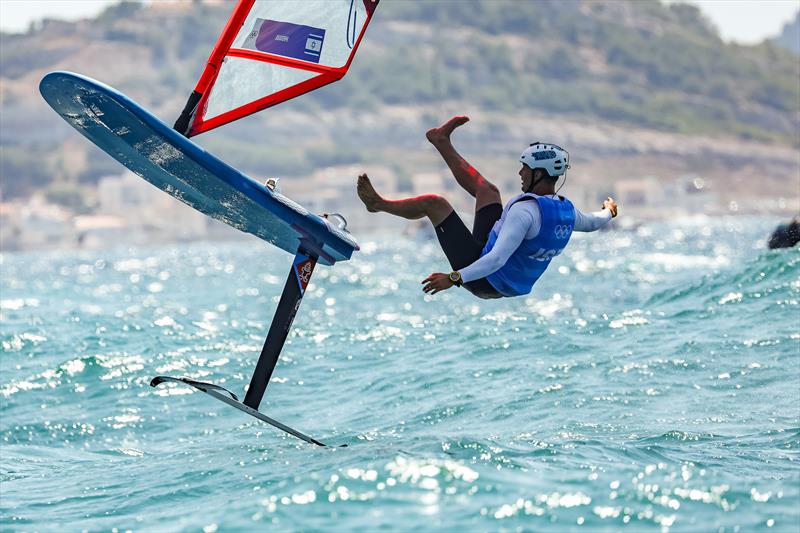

{"left": 177, "top": 0, "right": 378, "bottom": 136}
{"left": 204, "top": 58, "right": 318, "bottom": 121}
{"left": 232, "top": 0, "right": 369, "bottom": 68}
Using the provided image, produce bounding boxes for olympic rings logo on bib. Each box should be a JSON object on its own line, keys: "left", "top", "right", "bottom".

{"left": 554, "top": 225, "right": 572, "bottom": 239}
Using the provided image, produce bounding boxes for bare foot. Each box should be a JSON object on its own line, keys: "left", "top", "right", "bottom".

{"left": 426, "top": 115, "right": 470, "bottom": 145}
{"left": 357, "top": 173, "right": 384, "bottom": 213}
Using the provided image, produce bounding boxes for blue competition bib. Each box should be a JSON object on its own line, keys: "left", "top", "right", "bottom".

{"left": 484, "top": 194, "right": 575, "bottom": 296}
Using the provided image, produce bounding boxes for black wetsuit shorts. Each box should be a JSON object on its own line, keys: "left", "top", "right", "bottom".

{"left": 434, "top": 203, "right": 504, "bottom": 299}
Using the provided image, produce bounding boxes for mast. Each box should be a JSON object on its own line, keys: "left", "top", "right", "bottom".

{"left": 174, "top": 0, "right": 254, "bottom": 136}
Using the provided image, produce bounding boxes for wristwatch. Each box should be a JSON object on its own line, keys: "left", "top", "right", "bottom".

{"left": 448, "top": 271, "right": 462, "bottom": 286}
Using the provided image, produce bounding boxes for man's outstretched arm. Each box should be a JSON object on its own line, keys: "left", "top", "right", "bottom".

{"left": 574, "top": 197, "right": 617, "bottom": 232}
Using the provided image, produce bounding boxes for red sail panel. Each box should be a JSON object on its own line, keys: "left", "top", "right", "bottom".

{"left": 175, "top": 0, "right": 379, "bottom": 137}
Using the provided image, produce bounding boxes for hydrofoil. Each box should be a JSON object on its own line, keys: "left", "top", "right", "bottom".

{"left": 39, "top": 0, "right": 379, "bottom": 448}
{"left": 40, "top": 72, "right": 359, "bottom": 447}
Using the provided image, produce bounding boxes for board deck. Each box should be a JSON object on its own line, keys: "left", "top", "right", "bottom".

{"left": 39, "top": 71, "right": 358, "bottom": 266}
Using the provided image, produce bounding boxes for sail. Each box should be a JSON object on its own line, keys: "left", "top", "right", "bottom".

{"left": 175, "top": 0, "right": 379, "bottom": 137}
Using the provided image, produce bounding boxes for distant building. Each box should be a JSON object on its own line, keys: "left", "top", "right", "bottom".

{"left": 613, "top": 177, "right": 662, "bottom": 210}
{"left": 0, "top": 196, "right": 73, "bottom": 251}
{"left": 72, "top": 214, "right": 128, "bottom": 249}
{"left": 671, "top": 175, "right": 721, "bottom": 215}
{"left": 410, "top": 172, "right": 446, "bottom": 194}
{"left": 97, "top": 171, "right": 163, "bottom": 214}
{"left": 97, "top": 171, "right": 208, "bottom": 243}
{"left": 290, "top": 164, "right": 401, "bottom": 235}
{"left": 611, "top": 175, "right": 720, "bottom": 218}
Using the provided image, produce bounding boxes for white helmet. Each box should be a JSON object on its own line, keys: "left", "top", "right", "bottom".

{"left": 520, "top": 142, "right": 570, "bottom": 177}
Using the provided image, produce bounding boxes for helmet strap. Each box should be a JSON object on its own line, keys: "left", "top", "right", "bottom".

{"left": 554, "top": 169, "right": 567, "bottom": 198}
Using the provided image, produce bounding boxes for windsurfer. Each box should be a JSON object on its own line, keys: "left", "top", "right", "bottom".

{"left": 356, "top": 116, "right": 618, "bottom": 299}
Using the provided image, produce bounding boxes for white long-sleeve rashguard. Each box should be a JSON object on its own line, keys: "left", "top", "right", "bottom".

{"left": 460, "top": 198, "right": 612, "bottom": 283}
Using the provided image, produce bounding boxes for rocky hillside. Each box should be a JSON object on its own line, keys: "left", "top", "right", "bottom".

{"left": 773, "top": 12, "right": 800, "bottom": 55}
{"left": 1, "top": 0, "right": 798, "bottom": 204}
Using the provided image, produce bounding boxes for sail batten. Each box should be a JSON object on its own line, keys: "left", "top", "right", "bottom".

{"left": 175, "top": 0, "right": 378, "bottom": 137}
{"left": 226, "top": 49, "right": 341, "bottom": 75}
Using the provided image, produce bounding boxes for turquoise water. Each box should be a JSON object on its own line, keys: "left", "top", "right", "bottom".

{"left": 1, "top": 215, "right": 798, "bottom": 532}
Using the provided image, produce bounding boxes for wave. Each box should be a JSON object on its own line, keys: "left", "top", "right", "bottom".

{"left": 645, "top": 248, "right": 799, "bottom": 308}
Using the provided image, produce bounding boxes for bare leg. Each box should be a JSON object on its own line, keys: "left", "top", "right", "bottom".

{"left": 426, "top": 116, "right": 502, "bottom": 211}
{"left": 357, "top": 174, "right": 453, "bottom": 226}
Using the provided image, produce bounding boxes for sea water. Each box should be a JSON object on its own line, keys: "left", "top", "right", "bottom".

{"left": 1, "top": 215, "right": 798, "bottom": 532}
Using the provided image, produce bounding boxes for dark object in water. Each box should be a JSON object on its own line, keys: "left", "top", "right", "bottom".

{"left": 768, "top": 217, "right": 800, "bottom": 249}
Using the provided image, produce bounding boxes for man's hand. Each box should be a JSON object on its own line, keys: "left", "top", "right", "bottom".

{"left": 422, "top": 273, "right": 454, "bottom": 295}
{"left": 603, "top": 196, "right": 618, "bottom": 218}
